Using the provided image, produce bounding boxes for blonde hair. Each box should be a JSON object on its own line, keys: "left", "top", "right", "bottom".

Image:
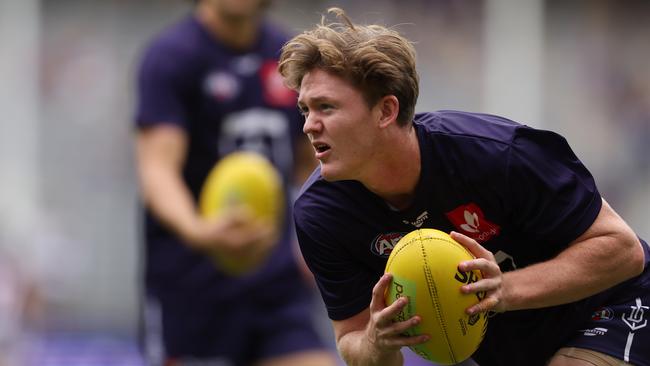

{"left": 279, "top": 8, "right": 419, "bottom": 125}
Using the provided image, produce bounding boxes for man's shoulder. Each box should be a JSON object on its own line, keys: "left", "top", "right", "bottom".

{"left": 414, "top": 110, "right": 525, "bottom": 179}
{"left": 294, "top": 169, "right": 368, "bottom": 220}
{"left": 296, "top": 170, "right": 357, "bottom": 204}
{"left": 144, "top": 15, "right": 204, "bottom": 58}
{"left": 415, "top": 110, "right": 523, "bottom": 145}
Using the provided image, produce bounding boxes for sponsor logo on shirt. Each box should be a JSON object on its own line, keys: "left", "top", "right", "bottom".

{"left": 260, "top": 60, "right": 296, "bottom": 107}
{"left": 591, "top": 307, "right": 614, "bottom": 322}
{"left": 445, "top": 203, "right": 501, "bottom": 243}
{"left": 580, "top": 327, "right": 608, "bottom": 336}
{"left": 371, "top": 232, "right": 407, "bottom": 257}
{"left": 402, "top": 211, "right": 429, "bottom": 228}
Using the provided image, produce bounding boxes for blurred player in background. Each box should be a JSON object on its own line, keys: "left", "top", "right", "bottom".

{"left": 280, "top": 8, "right": 650, "bottom": 366}
{"left": 133, "top": 0, "right": 337, "bottom": 365}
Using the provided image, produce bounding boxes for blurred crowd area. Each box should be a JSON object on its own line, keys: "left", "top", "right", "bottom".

{"left": 0, "top": 0, "right": 648, "bottom": 364}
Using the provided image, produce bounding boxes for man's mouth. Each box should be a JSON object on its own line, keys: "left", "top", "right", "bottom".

{"left": 314, "top": 143, "right": 331, "bottom": 153}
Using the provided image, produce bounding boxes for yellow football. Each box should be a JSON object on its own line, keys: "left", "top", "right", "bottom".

{"left": 198, "top": 151, "right": 284, "bottom": 275}
{"left": 384, "top": 228, "right": 487, "bottom": 365}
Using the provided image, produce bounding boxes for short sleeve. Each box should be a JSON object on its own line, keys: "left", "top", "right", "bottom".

{"left": 134, "top": 40, "right": 193, "bottom": 129}
{"left": 506, "top": 126, "right": 602, "bottom": 246}
{"left": 294, "top": 196, "right": 378, "bottom": 320}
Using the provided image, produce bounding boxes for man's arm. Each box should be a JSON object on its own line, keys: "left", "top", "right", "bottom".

{"left": 136, "top": 124, "right": 201, "bottom": 245}
{"left": 331, "top": 274, "right": 429, "bottom": 366}
{"left": 455, "top": 198, "right": 645, "bottom": 314}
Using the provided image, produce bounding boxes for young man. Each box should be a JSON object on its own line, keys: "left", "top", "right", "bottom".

{"left": 134, "top": 0, "right": 337, "bottom": 365}
{"left": 280, "top": 8, "right": 650, "bottom": 366}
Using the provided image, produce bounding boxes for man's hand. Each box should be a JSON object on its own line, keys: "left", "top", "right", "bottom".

{"left": 182, "top": 206, "right": 278, "bottom": 261}
{"left": 332, "top": 273, "right": 430, "bottom": 366}
{"left": 365, "top": 273, "right": 430, "bottom": 354}
{"left": 451, "top": 231, "right": 507, "bottom": 314}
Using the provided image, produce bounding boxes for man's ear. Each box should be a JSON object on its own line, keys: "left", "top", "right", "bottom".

{"left": 377, "top": 95, "right": 399, "bottom": 128}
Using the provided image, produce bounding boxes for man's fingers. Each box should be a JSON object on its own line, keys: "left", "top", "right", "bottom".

{"left": 375, "top": 313, "right": 430, "bottom": 348}
{"left": 384, "top": 314, "right": 421, "bottom": 335}
{"left": 369, "top": 273, "right": 393, "bottom": 313}
{"left": 460, "top": 277, "right": 499, "bottom": 295}
{"left": 376, "top": 295, "right": 409, "bottom": 326}
{"left": 450, "top": 231, "right": 493, "bottom": 260}
{"left": 458, "top": 257, "right": 500, "bottom": 276}
{"left": 466, "top": 295, "right": 500, "bottom": 315}
{"left": 367, "top": 274, "right": 432, "bottom": 350}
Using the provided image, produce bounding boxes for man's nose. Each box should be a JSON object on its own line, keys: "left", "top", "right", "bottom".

{"left": 303, "top": 112, "right": 320, "bottom": 135}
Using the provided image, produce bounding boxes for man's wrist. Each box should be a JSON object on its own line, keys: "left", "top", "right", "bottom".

{"left": 338, "top": 332, "right": 402, "bottom": 366}
{"left": 176, "top": 215, "right": 209, "bottom": 249}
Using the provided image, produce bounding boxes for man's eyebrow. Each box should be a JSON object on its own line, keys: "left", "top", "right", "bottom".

{"left": 297, "top": 96, "right": 331, "bottom": 105}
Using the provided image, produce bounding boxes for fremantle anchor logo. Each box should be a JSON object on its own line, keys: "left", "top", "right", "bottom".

{"left": 622, "top": 297, "right": 648, "bottom": 363}
{"left": 622, "top": 297, "right": 648, "bottom": 331}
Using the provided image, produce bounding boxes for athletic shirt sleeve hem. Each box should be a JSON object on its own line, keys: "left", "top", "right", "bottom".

{"left": 556, "top": 189, "right": 602, "bottom": 245}
{"left": 325, "top": 288, "right": 373, "bottom": 321}
{"left": 134, "top": 26, "right": 195, "bottom": 130}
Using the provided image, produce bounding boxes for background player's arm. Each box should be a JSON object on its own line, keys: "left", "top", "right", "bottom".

{"left": 136, "top": 124, "right": 200, "bottom": 245}
{"left": 457, "top": 198, "right": 645, "bottom": 314}
{"left": 136, "top": 123, "right": 274, "bottom": 255}
{"left": 331, "top": 274, "right": 428, "bottom": 366}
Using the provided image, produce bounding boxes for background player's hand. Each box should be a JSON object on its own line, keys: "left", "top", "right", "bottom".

{"left": 364, "top": 273, "right": 429, "bottom": 355}
{"left": 183, "top": 206, "right": 278, "bottom": 259}
{"left": 450, "top": 231, "right": 507, "bottom": 314}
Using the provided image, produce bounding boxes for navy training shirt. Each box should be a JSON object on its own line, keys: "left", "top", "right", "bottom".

{"left": 295, "top": 110, "right": 649, "bottom": 322}
{"left": 135, "top": 15, "right": 303, "bottom": 299}
{"left": 296, "top": 109, "right": 650, "bottom": 364}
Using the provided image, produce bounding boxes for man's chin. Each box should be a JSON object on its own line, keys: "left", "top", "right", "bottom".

{"left": 319, "top": 164, "right": 344, "bottom": 182}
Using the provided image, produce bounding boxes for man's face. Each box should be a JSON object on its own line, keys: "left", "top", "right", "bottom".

{"left": 211, "top": 0, "right": 267, "bottom": 20}
{"left": 297, "top": 69, "right": 382, "bottom": 181}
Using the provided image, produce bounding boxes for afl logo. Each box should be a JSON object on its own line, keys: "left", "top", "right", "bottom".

{"left": 371, "top": 232, "right": 406, "bottom": 257}
{"left": 204, "top": 71, "right": 240, "bottom": 102}
{"left": 591, "top": 307, "right": 614, "bottom": 322}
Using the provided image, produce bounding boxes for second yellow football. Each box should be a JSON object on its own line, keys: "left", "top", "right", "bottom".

{"left": 198, "top": 151, "right": 284, "bottom": 275}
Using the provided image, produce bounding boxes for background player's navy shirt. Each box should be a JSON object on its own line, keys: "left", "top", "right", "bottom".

{"left": 295, "top": 110, "right": 649, "bottom": 322}
{"left": 135, "top": 15, "right": 303, "bottom": 300}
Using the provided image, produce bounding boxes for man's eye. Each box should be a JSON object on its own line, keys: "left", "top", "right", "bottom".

{"left": 298, "top": 106, "right": 309, "bottom": 116}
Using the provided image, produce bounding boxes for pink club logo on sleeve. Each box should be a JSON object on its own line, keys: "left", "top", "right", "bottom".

{"left": 445, "top": 203, "right": 501, "bottom": 243}
{"left": 260, "top": 60, "right": 296, "bottom": 107}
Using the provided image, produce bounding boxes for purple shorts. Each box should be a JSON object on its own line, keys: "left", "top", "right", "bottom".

{"left": 564, "top": 294, "right": 650, "bottom": 365}
{"left": 142, "top": 284, "right": 328, "bottom": 366}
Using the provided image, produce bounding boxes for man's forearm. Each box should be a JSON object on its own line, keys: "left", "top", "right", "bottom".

{"left": 501, "top": 230, "right": 643, "bottom": 311}
{"left": 140, "top": 163, "right": 200, "bottom": 246}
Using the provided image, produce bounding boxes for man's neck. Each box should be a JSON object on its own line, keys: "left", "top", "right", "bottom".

{"left": 363, "top": 125, "right": 421, "bottom": 211}
{"left": 195, "top": 2, "right": 260, "bottom": 50}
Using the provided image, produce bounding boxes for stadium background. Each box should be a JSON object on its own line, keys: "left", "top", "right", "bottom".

{"left": 0, "top": 0, "right": 648, "bottom": 364}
